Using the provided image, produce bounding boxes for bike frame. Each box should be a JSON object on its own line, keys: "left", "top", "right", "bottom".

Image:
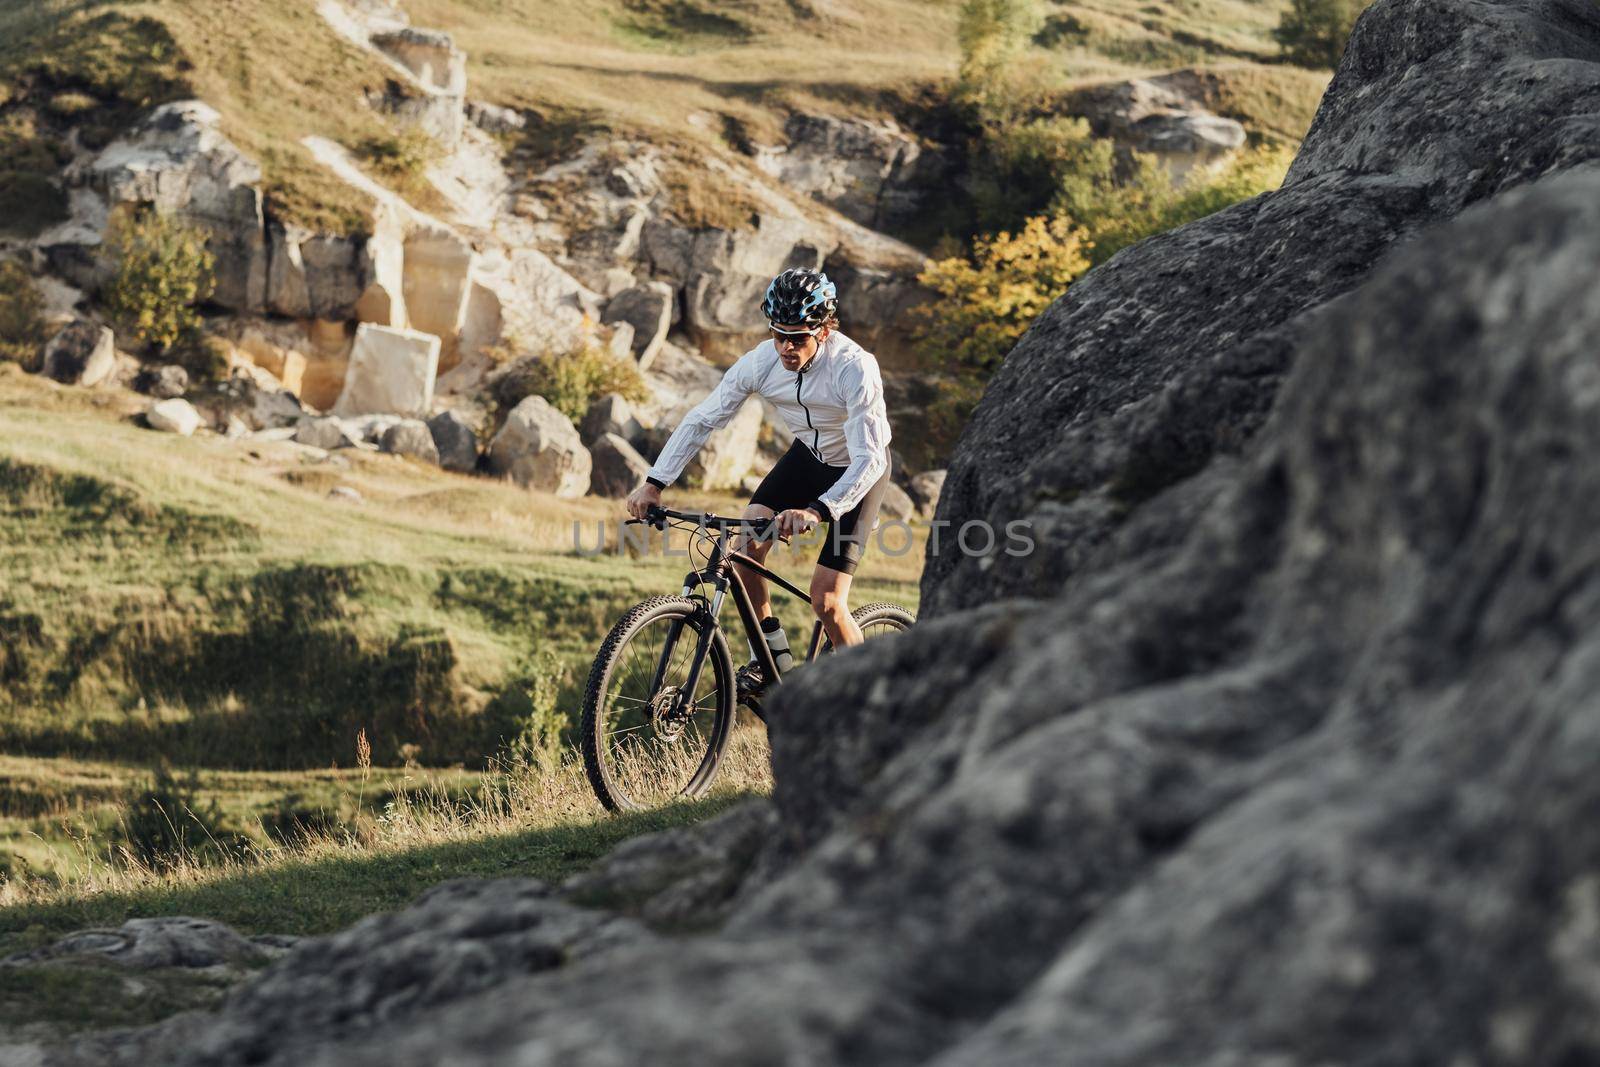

{"left": 645, "top": 515, "right": 826, "bottom": 717}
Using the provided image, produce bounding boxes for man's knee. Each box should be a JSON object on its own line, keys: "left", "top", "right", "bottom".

{"left": 810, "top": 580, "right": 849, "bottom": 621}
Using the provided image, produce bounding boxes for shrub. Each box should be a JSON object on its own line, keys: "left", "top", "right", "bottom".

{"left": 916, "top": 213, "right": 1091, "bottom": 382}
{"left": 101, "top": 209, "right": 215, "bottom": 354}
{"left": 1275, "top": 0, "right": 1368, "bottom": 68}
{"left": 1083, "top": 145, "right": 1293, "bottom": 265}
{"left": 494, "top": 338, "right": 650, "bottom": 422}
{"left": 0, "top": 260, "right": 46, "bottom": 369}
{"left": 357, "top": 129, "right": 443, "bottom": 200}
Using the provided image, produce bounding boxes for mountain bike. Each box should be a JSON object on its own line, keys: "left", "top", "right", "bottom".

{"left": 580, "top": 505, "right": 914, "bottom": 812}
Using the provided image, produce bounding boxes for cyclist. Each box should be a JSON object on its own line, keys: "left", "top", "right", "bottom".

{"left": 625, "top": 268, "right": 892, "bottom": 700}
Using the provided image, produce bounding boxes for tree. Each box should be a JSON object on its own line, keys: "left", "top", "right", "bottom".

{"left": 956, "top": 0, "right": 1046, "bottom": 118}
{"left": 1275, "top": 0, "right": 1368, "bottom": 68}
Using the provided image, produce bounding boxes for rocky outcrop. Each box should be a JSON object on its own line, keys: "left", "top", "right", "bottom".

{"left": 40, "top": 320, "right": 115, "bottom": 387}
{"left": 334, "top": 323, "right": 440, "bottom": 418}
{"left": 751, "top": 112, "right": 949, "bottom": 233}
{"left": 1063, "top": 78, "right": 1247, "bottom": 184}
{"left": 487, "top": 395, "right": 591, "bottom": 497}
{"left": 601, "top": 282, "right": 673, "bottom": 370}
{"left": 75, "top": 102, "right": 270, "bottom": 309}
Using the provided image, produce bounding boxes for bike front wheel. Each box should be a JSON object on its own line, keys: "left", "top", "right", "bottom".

{"left": 581, "top": 595, "right": 735, "bottom": 812}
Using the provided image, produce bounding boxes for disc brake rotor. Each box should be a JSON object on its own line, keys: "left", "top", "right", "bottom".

{"left": 647, "top": 684, "right": 689, "bottom": 743}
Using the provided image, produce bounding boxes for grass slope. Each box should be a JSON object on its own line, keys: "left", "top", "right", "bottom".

{"left": 0, "top": 0, "right": 1328, "bottom": 236}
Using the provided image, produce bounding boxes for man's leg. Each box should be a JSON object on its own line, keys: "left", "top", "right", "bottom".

{"left": 735, "top": 503, "right": 777, "bottom": 623}
{"left": 810, "top": 564, "right": 862, "bottom": 648}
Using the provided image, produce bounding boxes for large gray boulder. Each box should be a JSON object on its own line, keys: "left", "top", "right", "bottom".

{"left": 380, "top": 420, "right": 441, "bottom": 465}
{"left": 589, "top": 432, "right": 652, "bottom": 498}
{"left": 907, "top": 469, "right": 945, "bottom": 519}
{"left": 924, "top": 0, "right": 1600, "bottom": 616}
{"left": 294, "top": 416, "right": 363, "bottom": 451}
{"left": 427, "top": 410, "right": 479, "bottom": 473}
{"left": 1063, "top": 77, "right": 1247, "bottom": 185}
{"left": 40, "top": 320, "right": 116, "bottom": 387}
{"left": 35, "top": 3, "right": 1600, "bottom": 1066}
{"left": 487, "top": 395, "right": 592, "bottom": 497}
{"left": 579, "top": 393, "right": 647, "bottom": 448}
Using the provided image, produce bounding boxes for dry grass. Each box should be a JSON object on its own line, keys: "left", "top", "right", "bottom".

{"left": 0, "top": 726, "right": 770, "bottom": 912}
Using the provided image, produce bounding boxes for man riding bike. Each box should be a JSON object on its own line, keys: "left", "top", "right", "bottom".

{"left": 625, "top": 268, "right": 893, "bottom": 704}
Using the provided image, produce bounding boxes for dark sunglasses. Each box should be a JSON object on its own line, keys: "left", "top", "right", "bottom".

{"left": 770, "top": 325, "right": 822, "bottom": 347}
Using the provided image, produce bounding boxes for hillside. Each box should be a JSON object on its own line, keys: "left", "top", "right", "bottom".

{"left": 0, "top": 0, "right": 1327, "bottom": 239}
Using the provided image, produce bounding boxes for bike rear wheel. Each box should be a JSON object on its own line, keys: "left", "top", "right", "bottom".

{"left": 581, "top": 595, "right": 735, "bottom": 812}
{"left": 821, "top": 601, "right": 915, "bottom": 653}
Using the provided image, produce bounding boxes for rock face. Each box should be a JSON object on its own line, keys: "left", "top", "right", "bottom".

{"left": 487, "top": 395, "right": 591, "bottom": 497}
{"left": 39, "top": 320, "right": 115, "bottom": 386}
{"left": 601, "top": 283, "right": 673, "bottom": 370}
{"left": 83, "top": 101, "right": 269, "bottom": 311}
{"left": 751, "top": 112, "right": 947, "bottom": 232}
{"left": 39, "top": 2, "right": 1600, "bottom": 1066}
{"left": 334, "top": 323, "right": 440, "bottom": 417}
{"left": 925, "top": 0, "right": 1600, "bottom": 616}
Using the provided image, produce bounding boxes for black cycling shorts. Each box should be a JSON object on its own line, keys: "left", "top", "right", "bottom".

{"left": 749, "top": 441, "right": 890, "bottom": 575}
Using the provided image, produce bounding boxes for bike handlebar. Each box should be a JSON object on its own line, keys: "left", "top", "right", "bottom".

{"left": 629, "top": 506, "right": 778, "bottom": 539}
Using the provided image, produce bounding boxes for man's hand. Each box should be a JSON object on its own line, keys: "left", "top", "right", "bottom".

{"left": 775, "top": 507, "right": 822, "bottom": 539}
{"left": 627, "top": 482, "right": 662, "bottom": 521}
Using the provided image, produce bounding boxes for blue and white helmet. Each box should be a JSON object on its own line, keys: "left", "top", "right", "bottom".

{"left": 762, "top": 269, "right": 838, "bottom": 327}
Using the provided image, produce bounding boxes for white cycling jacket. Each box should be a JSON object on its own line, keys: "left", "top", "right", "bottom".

{"left": 645, "top": 331, "right": 892, "bottom": 521}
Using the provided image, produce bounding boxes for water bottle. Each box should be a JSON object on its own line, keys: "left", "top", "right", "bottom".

{"left": 760, "top": 616, "right": 793, "bottom": 674}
